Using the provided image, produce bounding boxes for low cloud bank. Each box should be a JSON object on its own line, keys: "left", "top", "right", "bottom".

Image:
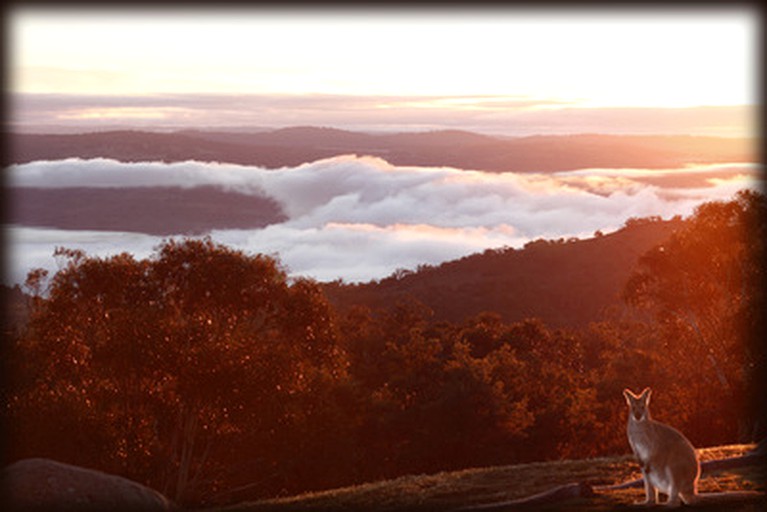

{"left": 5, "top": 156, "right": 761, "bottom": 284}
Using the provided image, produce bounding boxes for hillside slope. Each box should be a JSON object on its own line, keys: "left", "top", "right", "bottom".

{"left": 213, "top": 444, "right": 763, "bottom": 511}
{"left": 324, "top": 218, "right": 684, "bottom": 328}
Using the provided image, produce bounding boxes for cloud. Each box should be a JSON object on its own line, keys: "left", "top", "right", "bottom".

{"left": 211, "top": 222, "right": 528, "bottom": 283}
{"left": 5, "top": 156, "right": 761, "bottom": 285}
{"left": 7, "top": 157, "right": 271, "bottom": 193}
{"left": 5, "top": 226, "right": 160, "bottom": 285}
{"left": 10, "top": 93, "right": 565, "bottom": 134}
{"left": 10, "top": 93, "right": 756, "bottom": 137}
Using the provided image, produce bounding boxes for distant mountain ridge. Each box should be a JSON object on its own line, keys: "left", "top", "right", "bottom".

{"left": 323, "top": 218, "right": 685, "bottom": 328}
{"left": 8, "top": 128, "right": 755, "bottom": 172}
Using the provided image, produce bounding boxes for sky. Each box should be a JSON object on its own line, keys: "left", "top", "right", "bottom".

{"left": 7, "top": 5, "right": 760, "bottom": 136}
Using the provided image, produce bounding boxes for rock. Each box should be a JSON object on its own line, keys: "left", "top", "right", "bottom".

{"left": 2, "top": 458, "right": 172, "bottom": 511}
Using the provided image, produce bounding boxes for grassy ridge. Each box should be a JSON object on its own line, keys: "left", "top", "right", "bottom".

{"left": 212, "top": 445, "right": 764, "bottom": 511}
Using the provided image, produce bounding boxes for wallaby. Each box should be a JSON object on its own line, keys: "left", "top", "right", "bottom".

{"left": 624, "top": 387, "right": 699, "bottom": 506}
{"left": 623, "top": 388, "right": 763, "bottom": 507}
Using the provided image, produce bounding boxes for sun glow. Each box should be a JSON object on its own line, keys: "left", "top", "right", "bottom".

{"left": 57, "top": 107, "right": 183, "bottom": 120}
{"left": 10, "top": 7, "right": 757, "bottom": 110}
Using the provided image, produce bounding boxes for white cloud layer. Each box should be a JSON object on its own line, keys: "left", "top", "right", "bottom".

{"left": 5, "top": 156, "right": 761, "bottom": 284}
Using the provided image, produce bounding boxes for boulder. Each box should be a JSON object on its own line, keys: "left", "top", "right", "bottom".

{"left": 2, "top": 458, "right": 172, "bottom": 511}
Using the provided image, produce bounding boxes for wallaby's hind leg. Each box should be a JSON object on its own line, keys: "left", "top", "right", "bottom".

{"left": 638, "top": 470, "right": 658, "bottom": 505}
{"left": 679, "top": 491, "right": 696, "bottom": 506}
{"left": 663, "top": 467, "right": 684, "bottom": 507}
{"left": 678, "top": 482, "right": 697, "bottom": 505}
{"left": 665, "top": 486, "right": 681, "bottom": 507}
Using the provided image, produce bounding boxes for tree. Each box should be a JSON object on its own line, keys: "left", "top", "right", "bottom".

{"left": 6, "top": 238, "right": 347, "bottom": 506}
{"left": 334, "top": 302, "right": 537, "bottom": 478}
{"left": 622, "top": 190, "right": 766, "bottom": 443}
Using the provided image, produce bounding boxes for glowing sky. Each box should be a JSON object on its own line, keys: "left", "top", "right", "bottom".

{"left": 5, "top": 6, "right": 762, "bottom": 284}
{"left": 8, "top": 6, "right": 759, "bottom": 135}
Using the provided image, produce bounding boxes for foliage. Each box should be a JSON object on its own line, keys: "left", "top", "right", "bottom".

{"left": 5, "top": 191, "right": 764, "bottom": 507}
{"left": 6, "top": 239, "right": 347, "bottom": 505}
{"left": 623, "top": 189, "right": 766, "bottom": 443}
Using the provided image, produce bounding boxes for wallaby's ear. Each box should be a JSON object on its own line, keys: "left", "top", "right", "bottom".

{"left": 623, "top": 389, "right": 635, "bottom": 404}
{"left": 640, "top": 387, "right": 652, "bottom": 402}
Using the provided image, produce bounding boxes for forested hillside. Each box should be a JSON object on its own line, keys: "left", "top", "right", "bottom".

{"left": 4, "top": 191, "right": 765, "bottom": 509}
{"left": 8, "top": 128, "right": 755, "bottom": 172}
{"left": 324, "top": 217, "right": 684, "bottom": 327}
{"left": 8, "top": 186, "right": 287, "bottom": 235}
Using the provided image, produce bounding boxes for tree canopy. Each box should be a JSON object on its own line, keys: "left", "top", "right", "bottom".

{"left": 7, "top": 238, "right": 347, "bottom": 504}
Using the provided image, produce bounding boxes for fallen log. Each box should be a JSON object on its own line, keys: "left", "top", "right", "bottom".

{"left": 594, "top": 449, "right": 767, "bottom": 492}
{"left": 700, "top": 450, "right": 766, "bottom": 473}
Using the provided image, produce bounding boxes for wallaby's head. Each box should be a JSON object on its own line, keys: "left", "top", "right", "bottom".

{"left": 623, "top": 387, "right": 652, "bottom": 422}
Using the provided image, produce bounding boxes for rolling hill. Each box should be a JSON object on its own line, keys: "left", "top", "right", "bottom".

{"left": 323, "top": 217, "right": 685, "bottom": 328}
{"left": 8, "top": 128, "right": 755, "bottom": 172}
{"left": 7, "top": 186, "right": 287, "bottom": 235}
